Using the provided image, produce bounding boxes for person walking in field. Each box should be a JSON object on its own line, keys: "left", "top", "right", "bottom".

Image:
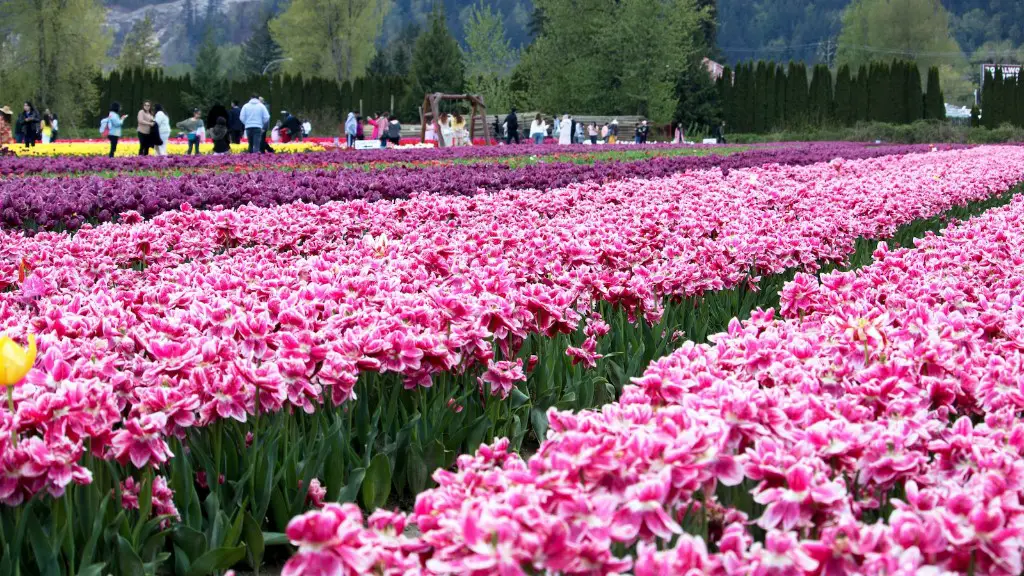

{"left": 558, "top": 114, "right": 572, "bottom": 145}
{"left": 491, "top": 115, "right": 502, "bottom": 143}
{"left": 42, "top": 109, "right": 58, "bottom": 142}
{"left": 387, "top": 116, "right": 402, "bottom": 146}
{"left": 438, "top": 113, "right": 453, "bottom": 146}
{"left": 713, "top": 120, "right": 727, "bottom": 144}
{"left": 634, "top": 119, "right": 649, "bottom": 144}
{"left": 19, "top": 102, "right": 40, "bottom": 148}
{"left": 48, "top": 111, "right": 59, "bottom": 142}
{"left": 40, "top": 114, "right": 53, "bottom": 144}
{"left": 176, "top": 109, "right": 204, "bottom": 155}
{"left": 378, "top": 113, "right": 390, "bottom": 148}
{"left": 137, "top": 101, "right": 156, "bottom": 155}
{"left": 504, "top": 108, "right": 520, "bottom": 145}
{"left": 529, "top": 114, "right": 547, "bottom": 145}
{"left": 344, "top": 111, "right": 358, "bottom": 148}
{"left": 588, "top": 122, "right": 598, "bottom": 144}
{"left": 228, "top": 100, "right": 244, "bottom": 144}
{"left": 101, "top": 102, "right": 128, "bottom": 158}
{"left": 370, "top": 113, "right": 381, "bottom": 140}
{"left": 240, "top": 94, "right": 270, "bottom": 153}
{"left": 153, "top": 104, "right": 171, "bottom": 156}
{"left": 452, "top": 113, "right": 467, "bottom": 146}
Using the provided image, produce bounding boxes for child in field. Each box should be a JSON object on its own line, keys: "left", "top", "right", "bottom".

{"left": 176, "top": 109, "right": 204, "bottom": 155}
{"left": 209, "top": 117, "right": 231, "bottom": 154}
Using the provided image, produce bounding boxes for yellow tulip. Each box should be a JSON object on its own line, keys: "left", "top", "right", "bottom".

{"left": 0, "top": 334, "right": 36, "bottom": 387}
{"left": 9, "top": 142, "right": 324, "bottom": 157}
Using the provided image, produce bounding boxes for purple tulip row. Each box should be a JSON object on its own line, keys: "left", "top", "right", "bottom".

{"left": 1, "top": 143, "right": 962, "bottom": 230}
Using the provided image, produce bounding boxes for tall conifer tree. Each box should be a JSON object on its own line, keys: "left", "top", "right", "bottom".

{"left": 923, "top": 66, "right": 944, "bottom": 120}
{"left": 834, "top": 64, "right": 853, "bottom": 126}
{"left": 906, "top": 62, "right": 923, "bottom": 122}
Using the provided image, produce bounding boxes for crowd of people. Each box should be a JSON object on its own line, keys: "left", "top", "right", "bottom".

{"left": 0, "top": 94, "right": 317, "bottom": 157}
{"left": 496, "top": 110, "right": 663, "bottom": 146}
{"left": 0, "top": 102, "right": 60, "bottom": 147}
{"left": 351, "top": 112, "right": 403, "bottom": 148}
{"left": 0, "top": 98, "right": 726, "bottom": 154}
{"left": 96, "top": 94, "right": 292, "bottom": 158}
{"left": 338, "top": 109, "right": 660, "bottom": 149}
{"left": 115, "top": 95, "right": 318, "bottom": 157}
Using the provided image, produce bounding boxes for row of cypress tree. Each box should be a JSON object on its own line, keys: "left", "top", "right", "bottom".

{"left": 717, "top": 60, "right": 945, "bottom": 133}
{"left": 980, "top": 67, "right": 1024, "bottom": 128}
{"left": 90, "top": 69, "right": 407, "bottom": 129}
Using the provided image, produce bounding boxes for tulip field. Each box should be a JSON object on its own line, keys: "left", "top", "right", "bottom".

{"left": 1, "top": 142, "right": 1024, "bottom": 575}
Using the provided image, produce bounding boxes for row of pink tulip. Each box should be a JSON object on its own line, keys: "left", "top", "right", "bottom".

{"left": 280, "top": 192, "right": 1024, "bottom": 574}
{"left": 2, "top": 147, "right": 1024, "bottom": 507}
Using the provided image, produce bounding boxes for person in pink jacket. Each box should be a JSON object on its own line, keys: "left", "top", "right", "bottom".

{"left": 370, "top": 113, "right": 382, "bottom": 140}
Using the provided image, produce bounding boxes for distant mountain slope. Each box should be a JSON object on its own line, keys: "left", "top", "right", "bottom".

{"left": 105, "top": 0, "right": 534, "bottom": 67}
{"left": 105, "top": 0, "right": 1022, "bottom": 68}
{"left": 106, "top": 0, "right": 262, "bottom": 65}
{"left": 716, "top": 0, "right": 1024, "bottom": 65}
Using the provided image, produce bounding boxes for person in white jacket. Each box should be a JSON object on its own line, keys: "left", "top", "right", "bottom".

{"left": 153, "top": 104, "right": 171, "bottom": 156}
{"left": 344, "top": 112, "right": 357, "bottom": 147}
{"left": 529, "top": 114, "right": 548, "bottom": 145}
{"left": 239, "top": 94, "right": 270, "bottom": 153}
{"left": 558, "top": 115, "right": 572, "bottom": 145}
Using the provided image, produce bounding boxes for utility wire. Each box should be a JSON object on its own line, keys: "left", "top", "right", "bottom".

{"left": 719, "top": 40, "right": 1022, "bottom": 58}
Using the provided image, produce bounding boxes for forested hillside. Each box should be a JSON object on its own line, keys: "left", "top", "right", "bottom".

{"left": 103, "top": 0, "right": 534, "bottom": 56}
{"left": 98, "top": 0, "right": 1024, "bottom": 69}
{"left": 717, "top": 0, "right": 1024, "bottom": 64}
{"left": 97, "top": 0, "right": 1024, "bottom": 65}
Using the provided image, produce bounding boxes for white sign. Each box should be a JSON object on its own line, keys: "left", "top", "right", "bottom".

{"left": 355, "top": 140, "right": 381, "bottom": 150}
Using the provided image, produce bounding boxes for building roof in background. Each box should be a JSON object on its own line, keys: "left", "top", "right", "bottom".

{"left": 703, "top": 58, "right": 725, "bottom": 81}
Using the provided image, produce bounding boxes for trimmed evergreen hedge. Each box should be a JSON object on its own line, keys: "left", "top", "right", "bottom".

{"left": 717, "top": 59, "right": 945, "bottom": 133}
{"left": 88, "top": 70, "right": 408, "bottom": 129}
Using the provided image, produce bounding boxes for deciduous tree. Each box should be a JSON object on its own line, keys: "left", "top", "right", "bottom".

{"left": 271, "top": 0, "right": 389, "bottom": 84}
{"left": 0, "top": 0, "right": 111, "bottom": 126}
{"left": 516, "top": 0, "right": 709, "bottom": 123}
{"left": 836, "top": 0, "right": 966, "bottom": 103}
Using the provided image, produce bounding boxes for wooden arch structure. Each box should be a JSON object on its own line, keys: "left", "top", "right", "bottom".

{"left": 419, "top": 93, "right": 492, "bottom": 147}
